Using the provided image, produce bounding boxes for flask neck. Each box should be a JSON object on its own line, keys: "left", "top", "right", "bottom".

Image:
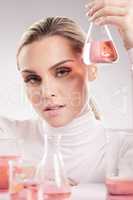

{"left": 44, "top": 134, "right": 61, "bottom": 155}
{"left": 86, "top": 22, "right": 113, "bottom": 42}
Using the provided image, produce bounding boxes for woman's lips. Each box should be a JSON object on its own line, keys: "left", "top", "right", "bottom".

{"left": 43, "top": 105, "right": 66, "bottom": 117}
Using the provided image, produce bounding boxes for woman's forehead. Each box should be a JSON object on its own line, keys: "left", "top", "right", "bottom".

{"left": 26, "top": 36, "right": 76, "bottom": 56}
{"left": 18, "top": 36, "right": 79, "bottom": 71}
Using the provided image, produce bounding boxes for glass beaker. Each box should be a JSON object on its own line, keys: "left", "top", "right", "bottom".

{"left": 106, "top": 131, "right": 133, "bottom": 199}
{"left": 0, "top": 138, "right": 21, "bottom": 192}
{"left": 82, "top": 22, "right": 119, "bottom": 65}
{"left": 35, "top": 133, "right": 71, "bottom": 200}
{"left": 9, "top": 159, "right": 40, "bottom": 200}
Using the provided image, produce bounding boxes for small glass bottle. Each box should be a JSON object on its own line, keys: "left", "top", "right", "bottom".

{"left": 82, "top": 22, "right": 119, "bottom": 65}
{"left": 36, "top": 133, "right": 71, "bottom": 200}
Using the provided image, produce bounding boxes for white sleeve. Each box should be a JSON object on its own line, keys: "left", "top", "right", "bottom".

{"left": 0, "top": 116, "right": 43, "bottom": 161}
{"left": 0, "top": 116, "right": 38, "bottom": 139}
{"left": 0, "top": 116, "right": 18, "bottom": 137}
{"left": 127, "top": 48, "right": 133, "bottom": 64}
{"left": 106, "top": 129, "right": 133, "bottom": 178}
{"left": 117, "top": 131, "right": 133, "bottom": 177}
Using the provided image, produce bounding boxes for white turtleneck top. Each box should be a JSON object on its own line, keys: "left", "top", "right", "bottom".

{"left": 0, "top": 49, "right": 132, "bottom": 184}
{"left": 0, "top": 107, "right": 133, "bottom": 184}
{"left": 0, "top": 110, "right": 107, "bottom": 182}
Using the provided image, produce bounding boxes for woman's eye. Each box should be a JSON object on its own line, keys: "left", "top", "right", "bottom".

{"left": 24, "top": 75, "right": 41, "bottom": 85}
{"left": 55, "top": 67, "right": 72, "bottom": 77}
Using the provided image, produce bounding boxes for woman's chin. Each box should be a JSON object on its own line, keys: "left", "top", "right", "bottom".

{"left": 39, "top": 109, "right": 79, "bottom": 128}
{"left": 45, "top": 115, "right": 75, "bottom": 128}
{"left": 47, "top": 119, "right": 70, "bottom": 128}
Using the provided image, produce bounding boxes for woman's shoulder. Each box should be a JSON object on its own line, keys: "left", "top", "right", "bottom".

{"left": 0, "top": 116, "right": 42, "bottom": 139}
{"left": 105, "top": 128, "right": 133, "bottom": 136}
{"left": 104, "top": 128, "right": 133, "bottom": 151}
{"left": 105, "top": 127, "right": 133, "bottom": 137}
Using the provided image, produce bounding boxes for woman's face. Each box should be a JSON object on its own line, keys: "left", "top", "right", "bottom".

{"left": 18, "top": 35, "right": 92, "bottom": 127}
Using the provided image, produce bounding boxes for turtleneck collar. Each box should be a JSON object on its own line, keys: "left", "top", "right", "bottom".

{"left": 41, "top": 106, "right": 102, "bottom": 139}
{"left": 39, "top": 93, "right": 103, "bottom": 139}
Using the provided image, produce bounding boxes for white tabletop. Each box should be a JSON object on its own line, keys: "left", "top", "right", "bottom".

{"left": 0, "top": 193, "right": 9, "bottom": 200}
{"left": 0, "top": 183, "right": 107, "bottom": 200}
{"left": 72, "top": 183, "right": 107, "bottom": 200}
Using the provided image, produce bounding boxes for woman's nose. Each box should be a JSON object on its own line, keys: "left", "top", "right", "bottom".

{"left": 41, "top": 80, "right": 56, "bottom": 99}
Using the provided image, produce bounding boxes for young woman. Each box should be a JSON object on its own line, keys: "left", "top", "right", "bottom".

{"left": 0, "top": 0, "right": 133, "bottom": 185}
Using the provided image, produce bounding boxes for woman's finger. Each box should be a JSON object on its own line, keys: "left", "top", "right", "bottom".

{"left": 68, "top": 178, "right": 78, "bottom": 186}
{"left": 87, "top": 6, "right": 128, "bottom": 21}
{"left": 85, "top": 1, "right": 95, "bottom": 9}
{"left": 85, "top": 0, "right": 128, "bottom": 16}
{"left": 93, "top": 15, "right": 126, "bottom": 29}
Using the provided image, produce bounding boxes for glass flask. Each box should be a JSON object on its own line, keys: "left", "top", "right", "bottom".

{"left": 0, "top": 138, "right": 21, "bottom": 192}
{"left": 35, "top": 133, "right": 71, "bottom": 200}
{"left": 82, "top": 22, "right": 119, "bottom": 65}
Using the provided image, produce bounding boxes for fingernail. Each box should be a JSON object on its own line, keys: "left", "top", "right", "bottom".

{"left": 88, "top": 16, "right": 95, "bottom": 21}
{"left": 94, "top": 20, "right": 100, "bottom": 25}
{"left": 89, "top": 8, "right": 93, "bottom": 16}
{"left": 94, "top": 18, "right": 103, "bottom": 25}
{"left": 86, "top": 10, "right": 93, "bottom": 17}
{"left": 86, "top": 11, "right": 89, "bottom": 16}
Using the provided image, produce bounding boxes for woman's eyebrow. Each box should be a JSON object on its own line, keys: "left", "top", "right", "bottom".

{"left": 21, "top": 59, "right": 75, "bottom": 74}
{"left": 21, "top": 70, "right": 36, "bottom": 74}
{"left": 50, "top": 59, "right": 74, "bottom": 70}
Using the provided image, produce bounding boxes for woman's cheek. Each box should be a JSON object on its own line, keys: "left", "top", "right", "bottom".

{"left": 26, "top": 88, "right": 42, "bottom": 107}
{"left": 61, "top": 74, "right": 86, "bottom": 108}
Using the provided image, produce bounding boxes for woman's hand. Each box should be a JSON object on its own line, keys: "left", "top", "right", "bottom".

{"left": 85, "top": 0, "right": 133, "bottom": 50}
{"left": 68, "top": 177, "right": 78, "bottom": 186}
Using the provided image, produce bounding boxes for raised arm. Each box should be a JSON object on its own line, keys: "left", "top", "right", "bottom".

{"left": 85, "top": 0, "right": 133, "bottom": 51}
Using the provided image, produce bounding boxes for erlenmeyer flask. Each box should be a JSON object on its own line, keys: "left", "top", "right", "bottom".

{"left": 83, "top": 22, "right": 119, "bottom": 65}
{"left": 36, "top": 134, "right": 71, "bottom": 200}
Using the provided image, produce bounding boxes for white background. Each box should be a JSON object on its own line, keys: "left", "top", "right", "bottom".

{"left": 0, "top": 0, "right": 132, "bottom": 129}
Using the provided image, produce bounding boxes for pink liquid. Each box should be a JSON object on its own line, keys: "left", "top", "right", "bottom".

{"left": 89, "top": 40, "right": 118, "bottom": 63}
{"left": 10, "top": 181, "right": 71, "bottom": 200}
{"left": 106, "top": 178, "right": 133, "bottom": 200}
{"left": 0, "top": 155, "right": 20, "bottom": 192}
{"left": 10, "top": 181, "right": 39, "bottom": 200}
{"left": 107, "top": 194, "right": 133, "bottom": 200}
{"left": 106, "top": 178, "right": 133, "bottom": 195}
{"left": 42, "top": 184, "right": 71, "bottom": 200}
{"left": 43, "top": 191, "right": 71, "bottom": 200}
{"left": 11, "top": 186, "right": 71, "bottom": 200}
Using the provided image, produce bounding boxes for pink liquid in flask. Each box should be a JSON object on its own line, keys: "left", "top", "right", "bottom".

{"left": 106, "top": 177, "right": 133, "bottom": 200}
{"left": 89, "top": 40, "right": 118, "bottom": 63}
{"left": 42, "top": 183, "right": 71, "bottom": 200}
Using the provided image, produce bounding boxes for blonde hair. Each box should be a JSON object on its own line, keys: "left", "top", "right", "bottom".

{"left": 17, "top": 17, "right": 86, "bottom": 62}
{"left": 17, "top": 16, "right": 101, "bottom": 120}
